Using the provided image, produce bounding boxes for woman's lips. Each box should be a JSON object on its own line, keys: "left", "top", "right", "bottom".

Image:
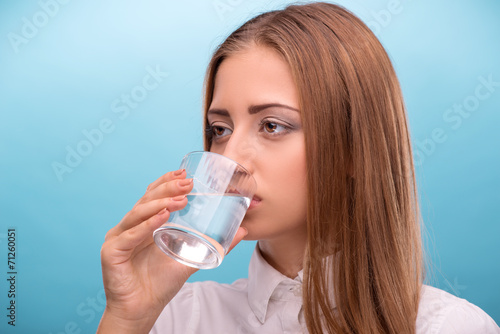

{"left": 248, "top": 196, "right": 261, "bottom": 210}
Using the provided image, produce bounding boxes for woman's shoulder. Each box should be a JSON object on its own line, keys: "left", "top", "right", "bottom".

{"left": 168, "top": 277, "right": 251, "bottom": 312}
{"left": 181, "top": 277, "right": 250, "bottom": 298}
{"left": 417, "top": 284, "right": 500, "bottom": 334}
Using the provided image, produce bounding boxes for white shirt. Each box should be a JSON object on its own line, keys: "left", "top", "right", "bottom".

{"left": 151, "top": 247, "right": 500, "bottom": 334}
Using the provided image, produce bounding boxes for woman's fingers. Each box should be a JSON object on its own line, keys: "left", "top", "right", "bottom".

{"left": 122, "top": 195, "right": 188, "bottom": 231}
{"left": 107, "top": 170, "right": 194, "bottom": 240}
{"left": 145, "top": 169, "right": 186, "bottom": 193}
{"left": 103, "top": 209, "right": 170, "bottom": 264}
{"left": 106, "top": 196, "right": 188, "bottom": 240}
{"left": 139, "top": 177, "right": 193, "bottom": 204}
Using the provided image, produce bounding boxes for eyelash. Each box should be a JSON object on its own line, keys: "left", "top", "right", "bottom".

{"left": 258, "top": 120, "right": 290, "bottom": 135}
{"left": 206, "top": 119, "right": 292, "bottom": 141}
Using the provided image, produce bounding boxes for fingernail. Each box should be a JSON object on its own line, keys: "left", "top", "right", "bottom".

{"left": 178, "top": 178, "right": 192, "bottom": 187}
{"left": 173, "top": 169, "right": 185, "bottom": 176}
{"left": 171, "top": 195, "right": 186, "bottom": 201}
{"left": 156, "top": 208, "right": 167, "bottom": 216}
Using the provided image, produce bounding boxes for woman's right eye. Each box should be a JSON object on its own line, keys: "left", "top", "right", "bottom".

{"left": 211, "top": 125, "right": 232, "bottom": 138}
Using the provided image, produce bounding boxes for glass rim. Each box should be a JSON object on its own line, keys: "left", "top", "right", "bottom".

{"left": 184, "top": 151, "right": 256, "bottom": 186}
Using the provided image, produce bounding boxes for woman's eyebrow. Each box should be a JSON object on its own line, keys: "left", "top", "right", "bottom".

{"left": 207, "top": 108, "right": 230, "bottom": 117}
{"left": 248, "top": 103, "right": 299, "bottom": 114}
{"left": 208, "top": 103, "right": 299, "bottom": 116}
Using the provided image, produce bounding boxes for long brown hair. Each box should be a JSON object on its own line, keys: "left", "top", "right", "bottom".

{"left": 203, "top": 2, "right": 423, "bottom": 333}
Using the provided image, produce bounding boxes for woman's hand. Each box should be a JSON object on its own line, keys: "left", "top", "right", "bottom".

{"left": 97, "top": 169, "right": 249, "bottom": 333}
{"left": 97, "top": 169, "right": 193, "bottom": 332}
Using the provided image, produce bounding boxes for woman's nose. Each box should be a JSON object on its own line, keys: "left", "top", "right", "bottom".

{"left": 221, "top": 135, "right": 257, "bottom": 174}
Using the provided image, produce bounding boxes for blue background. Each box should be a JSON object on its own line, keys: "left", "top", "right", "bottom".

{"left": 0, "top": 0, "right": 499, "bottom": 332}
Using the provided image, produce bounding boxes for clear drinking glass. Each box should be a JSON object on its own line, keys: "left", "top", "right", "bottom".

{"left": 153, "top": 151, "right": 257, "bottom": 269}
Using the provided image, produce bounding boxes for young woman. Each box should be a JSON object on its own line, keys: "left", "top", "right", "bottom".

{"left": 98, "top": 3, "right": 499, "bottom": 333}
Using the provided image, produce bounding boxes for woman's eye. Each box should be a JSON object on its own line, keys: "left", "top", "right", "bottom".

{"left": 212, "top": 126, "right": 232, "bottom": 137}
{"left": 263, "top": 121, "right": 286, "bottom": 134}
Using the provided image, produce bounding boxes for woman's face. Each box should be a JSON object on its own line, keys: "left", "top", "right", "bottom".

{"left": 207, "top": 45, "right": 307, "bottom": 242}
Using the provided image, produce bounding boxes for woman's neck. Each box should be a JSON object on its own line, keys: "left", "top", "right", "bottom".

{"left": 258, "top": 232, "right": 307, "bottom": 279}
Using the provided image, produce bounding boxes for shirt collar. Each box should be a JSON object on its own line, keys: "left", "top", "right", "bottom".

{"left": 247, "top": 245, "right": 337, "bottom": 323}
{"left": 247, "top": 245, "right": 304, "bottom": 323}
